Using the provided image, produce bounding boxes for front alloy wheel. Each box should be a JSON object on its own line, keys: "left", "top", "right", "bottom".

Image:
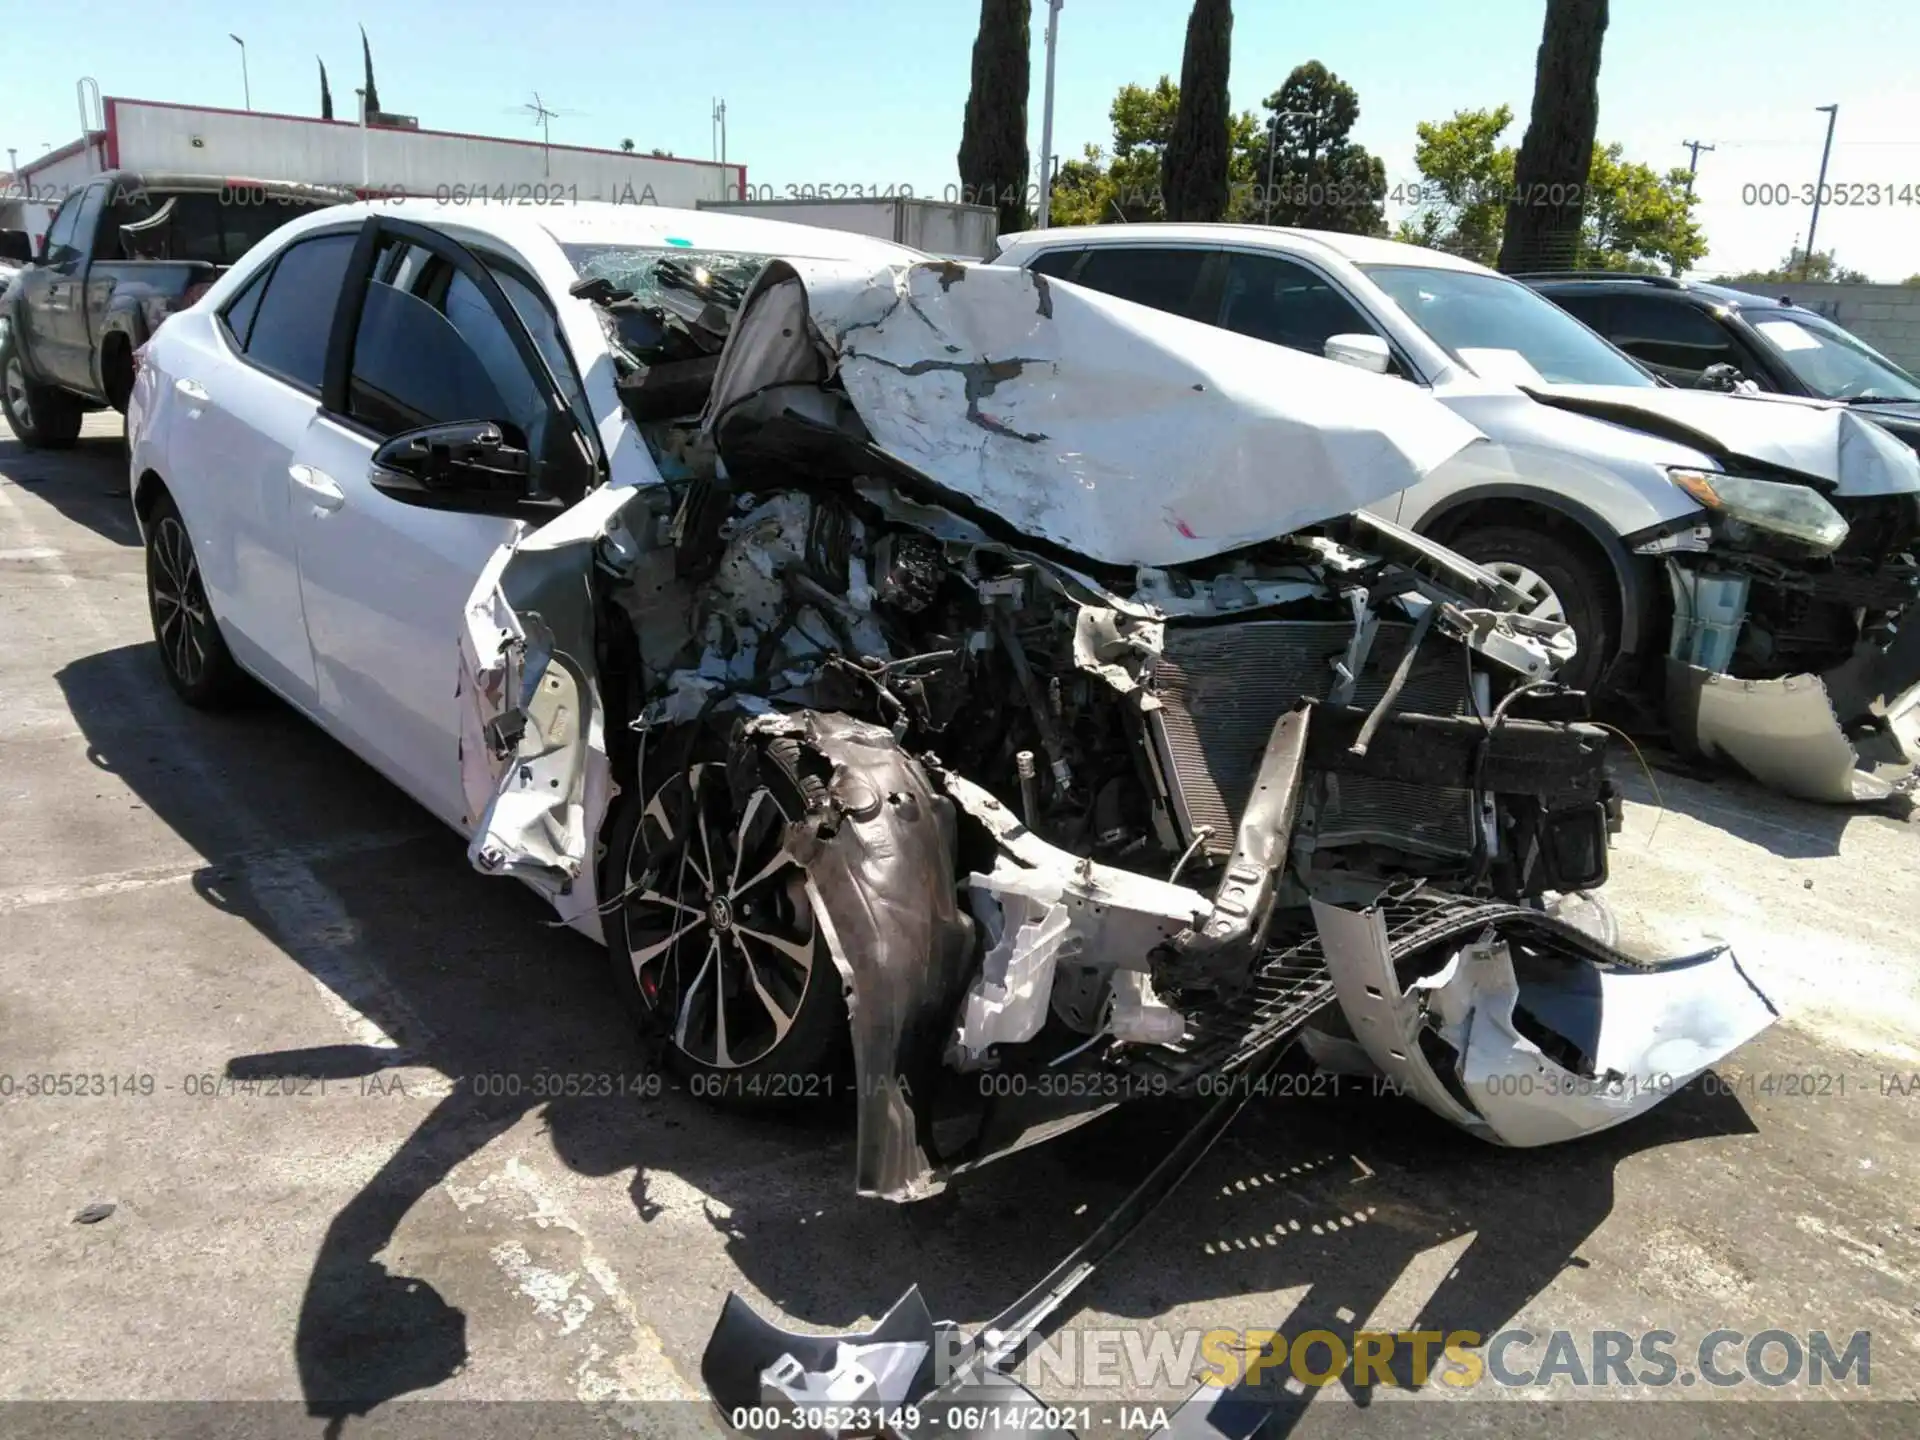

{"left": 618, "top": 759, "right": 843, "bottom": 1087}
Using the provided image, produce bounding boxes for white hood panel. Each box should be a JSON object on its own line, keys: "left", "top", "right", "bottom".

{"left": 1532, "top": 385, "right": 1920, "bottom": 497}
{"left": 711, "top": 260, "right": 1485, "bottom": 568}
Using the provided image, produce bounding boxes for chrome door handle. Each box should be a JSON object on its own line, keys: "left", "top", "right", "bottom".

{"left": 173, "top": 377, "right": 209, "bottom": 401}
{"left": 288, "top": 464, "right": 346, "bottom": 511}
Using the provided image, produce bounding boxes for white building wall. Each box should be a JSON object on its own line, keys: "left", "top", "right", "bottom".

{"left": 105, "top": 100, "right": 742, "bottom": 209}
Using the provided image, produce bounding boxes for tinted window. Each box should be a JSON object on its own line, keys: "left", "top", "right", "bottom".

{"left": 1543, "top": 290, "right": 1612, "bottom": 331}
{"left": 220, "top": 265, "right": 270, "bottom": 348}
{"left": 1219, "top": 252, "right": 1375, "bottom": 358}
{"left": 111, "top": 191, "right": 336, "bottom": 265}
{"left": 240, "top": 233, "right": 355, "bottom": 390}
{"left": 1026, "top": 248, "right": 1085, "bottom": 280}
{"left": 1607, "top": 295, "right": 1737, "bottom": 378}
{"left": 347, "top": 241, "right": 540, "bottom": 446}
{"left": 1362, "top": 264, "right": 1655, "bottom": 388}
{"left": 44, "top": 187, "right": 99, "bottom": 264}
{"left": 1069, "top": 247, "right": 1210, "bottom": 319}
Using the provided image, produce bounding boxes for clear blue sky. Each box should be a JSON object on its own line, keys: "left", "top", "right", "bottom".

{"left": 6, "top": 0, "right": 1918, "bottom": 279}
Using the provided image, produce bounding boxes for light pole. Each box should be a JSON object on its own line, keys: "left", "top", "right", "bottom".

{"left": 1802, "top": 104, "right": 1838, "bottom": 280}
{"left": 230, "top": 34, "right": 250, "bottom": 111}
{"left": 1035, "top": 0, "right": 1063, "bottom": 227}
{"left": 1262, "top": 109, "right": 1316, "bottom": 225}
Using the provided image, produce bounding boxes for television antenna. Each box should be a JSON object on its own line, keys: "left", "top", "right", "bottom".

{"left": 507, "top": 92, "right": 587, "bottom": 175}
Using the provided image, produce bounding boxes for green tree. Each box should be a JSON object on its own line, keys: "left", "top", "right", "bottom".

{"left": 318, "top": 58, "right": 334, "bottom": 122}
{"left": 957, "top": 0, "right": 1032, "bottom": 234}
{"left": 1399, "top": 106, "right": 1702, "bottom": 272}
{"left": 1394, "top": 106, "right": 1515, "bottom": 264}
{"left": 1243, "top": 61, "right": 1386, "bottom": 233}
{"left": 1163, "top": 0, "right": 1235, "bottom": 222}
{"left": 1581, "top": 143, "right": 1705, "bottom": 273}
{"left": 1728, "top": 248, "right": 1869, "bottom": 285}
{"left": 1498, "top": 0, "right": 1609, "bottom": 273}
{"left": 1904, "top": 273, "right": 1920, "bottom": 286}
{"left": 360, "top": 24, "right": 382, "bottom": 116}
{"left": 620, "top": 138, "right": 635, "bottom": 153}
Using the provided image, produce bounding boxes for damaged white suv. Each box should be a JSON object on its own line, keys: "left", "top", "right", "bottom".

{"left": 129, "top": 203, "right": 1775, "bottom": 1199}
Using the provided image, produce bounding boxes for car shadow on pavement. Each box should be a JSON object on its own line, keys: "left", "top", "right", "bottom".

{"left": 0, "top": 429, "right": 140, "bottom": 548}
{"left": 1619, "top": 754, "right": 1909, "bottom": 860}
{"left": 58, "top": 639, "right": 1763, "bottom": 1434}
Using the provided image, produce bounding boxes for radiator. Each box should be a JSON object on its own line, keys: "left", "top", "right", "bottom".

{"left": 1147, "top": 619, "right": 1477, "bottom": 858}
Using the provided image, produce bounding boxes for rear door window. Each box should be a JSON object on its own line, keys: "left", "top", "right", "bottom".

{"left": 1068, "top": 247, "right": 1213, "bottom": 320}
{"left": 1605, "top": 295, "right": 1738, "bottom": 380}
{"left": 1025, "top": 247, "right": 1087, "bottom": 281}
{"left": 237, "top": 232, "right": 356, "bottom": 391}
{"left": 220, "top": 264, "right": 271, "bottom": 348}
{"left": 41, "top": 194, "right": 83, "bottom": 261}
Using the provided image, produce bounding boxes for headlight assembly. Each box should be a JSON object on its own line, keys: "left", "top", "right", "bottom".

{"left": 1668, "top": 468, "right": 1850, "bottom": 553}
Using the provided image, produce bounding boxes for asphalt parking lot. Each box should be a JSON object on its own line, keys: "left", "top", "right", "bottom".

{"left": 3, "top": 412, "right": 1918, "bottom": 1437}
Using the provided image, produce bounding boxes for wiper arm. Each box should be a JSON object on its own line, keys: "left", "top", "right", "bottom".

{"left": 1842, "top": 395, "right": 1920, "bottom": 406}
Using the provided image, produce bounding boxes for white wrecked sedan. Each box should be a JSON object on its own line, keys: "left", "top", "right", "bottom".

{"left": 127, "top": 202, "right": 1777, "bottom": 1199}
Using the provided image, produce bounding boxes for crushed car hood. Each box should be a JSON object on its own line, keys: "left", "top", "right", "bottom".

{"left": 1525, "top": 384, "right": 1920, "bottom": 497}
{"left": 705, "top": 258, "right": 1487, "bottom": 568}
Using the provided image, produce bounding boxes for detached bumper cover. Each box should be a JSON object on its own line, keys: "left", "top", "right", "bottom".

{"left": 1310, "top": 896, "right": 1780, "bottom": 1146}
{"left": 1666, "top": 602, "right": 1920, "bottom": 804}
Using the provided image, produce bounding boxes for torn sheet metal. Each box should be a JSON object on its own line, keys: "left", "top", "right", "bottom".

{"left": 1530, "top": 385, "right": 1920, "bottom": 497}
{"left": 708, "top": 259, "right": 1486, "bottom": 568}
{"left": 1311, "top": 897, "right": 1780, "bottom": 1146}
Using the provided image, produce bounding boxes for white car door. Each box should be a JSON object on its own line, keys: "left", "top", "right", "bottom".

{"left": 286, "top": 218, "right": 597, "bottom": 831}
{"left": 167, "top": 229, "right": 363, "bottom": 709}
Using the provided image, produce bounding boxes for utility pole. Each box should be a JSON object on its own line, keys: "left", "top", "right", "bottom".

{"left": 711, "top": 98, "right": 727, "bottom": 165}
{"left": 1680, "top": 139, "right": 1714, "bottom": 198}
{"left": 1036, "top": 0, "right": 1063, "bottom": 227}
{"left": 1802, "top": 104, "right": 1838, "bottom": 280}
{"left": 230, "top": 34, "right": 250, "bottom": 111}
{"left": 1262, "top": 110, "right": 1316, "bottom": 225}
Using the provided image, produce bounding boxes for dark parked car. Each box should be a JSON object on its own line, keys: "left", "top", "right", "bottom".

{"left": 1524, "top": 272, "right": 1920, "bottom": 451}
{"left": 1, "top": 170, "right": 346, "bottom": 447}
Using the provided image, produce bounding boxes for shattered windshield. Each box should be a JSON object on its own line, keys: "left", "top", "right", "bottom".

{"left": 560, "top": 243, "right": 770, "bottom": 366}
{"left": 1364, "top": 264, "right": 1657, "bottom": 389}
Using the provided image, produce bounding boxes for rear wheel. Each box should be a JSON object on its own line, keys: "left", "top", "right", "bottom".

{"left": 1447, "top": 523, "right": 1618, "bottom": 694}
{"left": 603, "top": 734, "right": 847, "bottom": 1104}
{"left": 1, "top": 329, "right": 84, "bottom": 448}
{"left": 145, "top": 493, "right": 246, "bottom": 708}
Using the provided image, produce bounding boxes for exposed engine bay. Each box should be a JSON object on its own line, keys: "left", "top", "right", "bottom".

{"left": 459, "top": 257, "right": 1779, "bottom": 1200}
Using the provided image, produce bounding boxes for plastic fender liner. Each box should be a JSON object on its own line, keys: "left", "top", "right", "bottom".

{"left": 738, "top": 710, "right": 977, "bottom": 1202}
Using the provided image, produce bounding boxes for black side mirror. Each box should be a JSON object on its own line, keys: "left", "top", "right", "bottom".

{"left": 370, "top": 420, "right": 559, "bottom": 516}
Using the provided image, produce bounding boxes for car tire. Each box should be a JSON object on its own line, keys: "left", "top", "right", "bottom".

{"left": 601, "top": 724, "right": 849, "bottom": 1106}
{"left": 0, "top": 328, "right": 84, "bottom": 448}
{"left": 1446, "top": 523, "right": 1618, "bottom": 694}
{"left": 145, "top": 492, "right": 247, "bottom": 708}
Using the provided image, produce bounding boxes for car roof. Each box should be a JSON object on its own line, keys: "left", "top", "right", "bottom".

{"left": 996, "top": 222, "right": 1494, "bottom": 274}
{"left": 1524, "top": 273, "right": 1795, "bottom": 311}
{"left": 304, "top": 198, "right": 928, "bottom": 267}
